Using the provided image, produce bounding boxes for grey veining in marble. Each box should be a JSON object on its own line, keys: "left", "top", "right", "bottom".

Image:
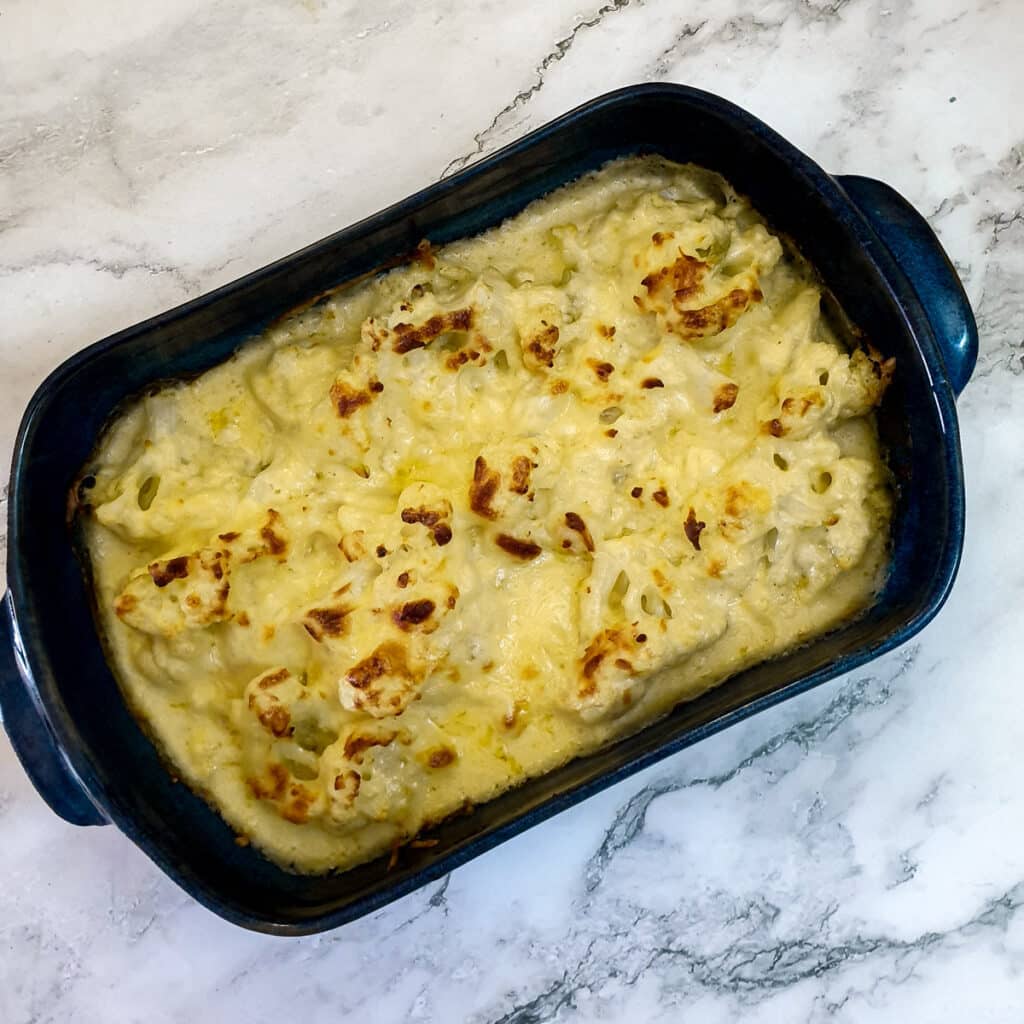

{"left": 2, "top": 1, "right": 1023, "bottom": 1021}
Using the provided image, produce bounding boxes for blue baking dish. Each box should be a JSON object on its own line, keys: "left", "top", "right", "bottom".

{"left": 0, "top": 84, "right": 976, "bottom": 934}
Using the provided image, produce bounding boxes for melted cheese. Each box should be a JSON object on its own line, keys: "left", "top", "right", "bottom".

{"left": 79, "top": 157, "right": 894, "bottom": 873}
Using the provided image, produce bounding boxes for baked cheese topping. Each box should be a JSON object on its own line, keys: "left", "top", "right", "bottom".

{"left": 79, "top": 157, "right": 894, "bottom": 872}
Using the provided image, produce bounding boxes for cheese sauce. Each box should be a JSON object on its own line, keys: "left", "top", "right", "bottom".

{"left": 79, "top": 157, "right": 894, "bottom": 872}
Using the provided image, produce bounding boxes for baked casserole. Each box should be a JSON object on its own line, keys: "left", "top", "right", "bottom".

{"left": 77, "top": 156, "right": 894, "bottom": 872}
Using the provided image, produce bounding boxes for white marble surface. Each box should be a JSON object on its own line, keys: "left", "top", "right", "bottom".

{"left": 1, "top": 0, "right": 1022, "bottom": 1020}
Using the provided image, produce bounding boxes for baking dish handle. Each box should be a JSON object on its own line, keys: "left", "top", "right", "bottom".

{"left": 0, "top": 592, "right": 107, "bottom": 826}
{"left": 835, "top": 174, "right": 978, "bottom": 396}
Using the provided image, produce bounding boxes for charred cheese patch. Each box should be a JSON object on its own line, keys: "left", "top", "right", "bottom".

{"left": 115, "top": 549, "right": 231, "bottom": 636}
{"left": 81, "top": 156, "right": 893, "bottom": 875}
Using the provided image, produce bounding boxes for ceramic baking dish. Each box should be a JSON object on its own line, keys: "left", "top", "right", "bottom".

{"left": 0, "top": 85, "right": 977, "bottom": 934}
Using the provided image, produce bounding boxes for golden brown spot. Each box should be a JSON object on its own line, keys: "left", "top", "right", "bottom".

{"left": 496, "top": 534, "right": 542, "bottom": 560}
{"left": 642, "top": 377, "right": 664, "bottom": 389}
{"left": 684, "top": 507, "right": 707, "bottom": 551}
{"left": 247, "top": 762, "right": 288, "bottom": 801}
{"left": 376, "top": 545, "right": 388, "bottom": 557}
{"left": 333, "top": 770, "right": 361, "bottom": 806}
{"left": 550, "top": 378, "right": 570, "bottom": 395}
{"left": 763, "top": 418, "right": 788, "bottom": 438}
{"left": 262, "top": 624, "right": 276, "bottom": 642}
{"left": 641, "top": 252, "right": 707, "bottom": 304}
{"left": 397, "top": 571, "right": 410, "bottom": 588}
{"left": 445, "top": 347, "right": 482, "bottom": 371}
{"left": 281, "top": 784, "right": 315, "bottom": 824}
{"left": 303, "top": 605, "right": 350, "bottom": 641}
{"left": 369, "top": 379, "right": 384, "bottom": 394}
{"left": 565, "top": 511, "right": 595, "bottom": 552}
{"left": 588, "top": 359, "right": 615, "bottom": 382}
{"left": 393, "top": 308, "right": 473, "bottom": 354}
{"left": 330, "top": 381, "right": 373, "bottom": 418}
{"left": 149, "top": 556, "right": 189, "bottom": 588}
{"left": 114, "top": 593, "right": 137, "bottom": 618}
{"left": 470, "top": 456, "right": 501, "bottom": 520}
{"left": 393, "top": 598, "right": 436, "bottom": 630}
{"left": 825, "top": 514, "right": 841, "bottom": 526}
{"left": 184, "top": 594, "right": 201, "bottom": 609}
{"left": 652, "top": 489, "right": 670, "bottom": 508}
{"left": 218, "top": 531, "right": 240, "bottom": 542}
{"left": 582, "top": 654, "right": 604, "bottom": 686}
{"left": 651, "top": 231, "right": 675, "bottom": 247}
{"left": 578, "top": 628, "right": 634, "bottom": 697}
{"left": 257, "top": 669, "right": 290, "bottom": 689}
{"left": 261, "top": 509, "right": 287, "bottom": 557}
{"left": 425, "top": 747, "right": 457, "bottom": 769}
{"left": 348, "top": 643, "right": 411, "bottom": 692}
{"left": 782, "top": 391, "right": 825, "bottom": 417}
{"left": 631, "top": 486, "right": 643, "bottom": 499}
{"left": 365, "top": 319, "right": 387, "bottom": 352}
{"left": 257, "top": 702, "right": 292, "bottom": 738}
{"left": 707, "top": 558, "right": 725, "bottom": 578}
{"left": 401, "top": 504, "right": 453, "bottom": 546}
{"left": 525, "top": 323, "right": 559, "bottom": 369}
{"left": 614, "top": 658, "right": 634, "bottom": 672}
{"left": 605, "top": 428, "right": 618, "bottom": 438}
{"left": 343, "top": 729, "right": 397, "bottom": 762}
{"left": 675, "top": 288, "right": 761, "bottom": 338}
{"left": 236, "top": 611, "right": 251, "bottom": 627}
{"left": 713, "top": 382, "right": 739, "bottom": 413}
{"left": 509, "top": 456, "right": 532, "bottom": 495}
{"left": 596, "top": 323, "right": 616, "bottom": 339}
{"left": 339, "top": 531, "right": 366, "bottom": 562}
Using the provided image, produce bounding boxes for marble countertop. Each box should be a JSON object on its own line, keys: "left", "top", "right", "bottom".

{"left": 2, "top": 1, "right": 1022, "bottom": 1020}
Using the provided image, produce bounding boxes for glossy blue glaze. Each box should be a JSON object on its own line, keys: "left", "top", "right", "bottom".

{"left": 0, "top": 594, "right": 106, "bottom": 826}
{"left": 0, "top": 84, "right": 976, "bottom": 934}
{"left": 835, "top": 175, "right": 978, "bottom": 395}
